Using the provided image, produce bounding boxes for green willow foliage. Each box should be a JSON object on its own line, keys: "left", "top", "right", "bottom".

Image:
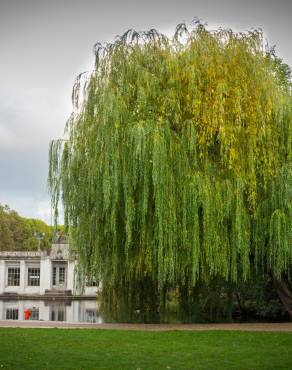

{"left": 49, "top": 23, "right": 291, "bottom": 318}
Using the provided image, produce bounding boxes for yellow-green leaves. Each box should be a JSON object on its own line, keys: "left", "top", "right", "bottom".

{"left": 48, "top": 22, "right": 292, "bottom": 310}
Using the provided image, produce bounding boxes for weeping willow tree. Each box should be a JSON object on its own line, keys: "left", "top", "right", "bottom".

{"left": 49, "top": 22, "right": 292, "bottom": 322}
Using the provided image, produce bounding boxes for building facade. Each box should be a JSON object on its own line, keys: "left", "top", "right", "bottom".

{"left": 0, "top": 243, "right": 99, "bottom": 297}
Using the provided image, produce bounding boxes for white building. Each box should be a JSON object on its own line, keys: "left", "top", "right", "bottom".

{"left": 0, "top": 243, "right": 102, "bottom": 322}
{"left": 0, "top": 243, "right": 99, "bottom": 298}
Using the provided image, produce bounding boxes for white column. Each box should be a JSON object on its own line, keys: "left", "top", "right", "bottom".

{"left": 72, "top": 300, "right": 79, "bottom": 322}
{"left": 19, "top": 260, "right": 26, "bottom": 294}
{"left": 41, "top": 302, "right": 50, "bottom": 321}
{"left": 0, "top": 260, "right": 5, "bottom": 294}
{"left": 40, "top": 258, "right": 51, "bottom": 294}
{"left": 18, "top": 301, "right": 24, "bottom": 320}
{"left": 66, "top": 303, "right": 74, "bottom": 323}
{"left": 0, "top": 300, "right": 4, "bottom": 320}
{"left": 67, "top": 261, "right": 75, "bottom": 292}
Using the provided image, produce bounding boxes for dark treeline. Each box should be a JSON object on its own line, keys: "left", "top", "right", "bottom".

{"left": 101, "top": 274, "right": 290, "bottom": 324}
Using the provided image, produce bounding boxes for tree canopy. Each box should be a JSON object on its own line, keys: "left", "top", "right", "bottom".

{"left": 49, "top": 22, "right": 291, "bottom": 320}
{"left": 0, "top": 204, "right": 53, "bottom": 251}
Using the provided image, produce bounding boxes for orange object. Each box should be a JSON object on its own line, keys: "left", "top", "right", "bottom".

{"left": 24, "top": 308, "right": 31, "bottom": 320}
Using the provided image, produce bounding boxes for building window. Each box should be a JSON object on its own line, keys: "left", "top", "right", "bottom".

{"left": 27, "top": 267, "right": 40, "bottom": 286}
{"left": 58, "top": 309, "right": 65, "bottom": 321}
{"left": 7, "top": 267, "right": 20, "bottom": 286}
{"left": 52, "top": 265, "right": 66, "bottom": 286}
{"left": 51, "top": 308, "right": 65, "bottom": 321}
{"left": 59, "top": 267, "right": 65, "bottom": 284}
{"left": 6, "top": 308, "right": 18, "bottom": 320}
{"left": 85, "top": 309, "right": 97, "bottom": 323}
{"left": 29, "top": 307, "right": 39, "bottom": 320}
{"left": 86, "top": 276, "right": 98, "bottom": 287}
{"left": 53, "top": 267, "right": 57, "bottom": 285}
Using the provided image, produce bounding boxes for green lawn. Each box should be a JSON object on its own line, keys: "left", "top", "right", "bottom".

{"left": 0, "top": 329, "right": 291, "bottom": 369}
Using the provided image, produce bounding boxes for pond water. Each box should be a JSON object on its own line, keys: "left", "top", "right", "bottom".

{"left": 0, "top": 299, "right": 103, "bottom": 323}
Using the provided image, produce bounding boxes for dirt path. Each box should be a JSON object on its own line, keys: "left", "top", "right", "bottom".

{"left": 0, "top": 320, "right": 292, "bottom": 332}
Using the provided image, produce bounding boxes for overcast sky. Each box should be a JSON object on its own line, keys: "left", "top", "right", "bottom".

{"left": 0, "top": 0, "right": 291, "bottom": 224}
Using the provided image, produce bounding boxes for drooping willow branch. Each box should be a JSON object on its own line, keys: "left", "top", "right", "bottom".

{"left": 48, "top": 22, "right": 292, "bottom": 302}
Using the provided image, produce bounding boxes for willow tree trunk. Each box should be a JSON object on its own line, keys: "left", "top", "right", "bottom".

{"left": 274, "top": 277, "right": 292, "bottom": 320}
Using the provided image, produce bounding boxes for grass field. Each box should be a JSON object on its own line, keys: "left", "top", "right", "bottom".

{"left": 0, "top": 328, "right": 291, "bottom": 369}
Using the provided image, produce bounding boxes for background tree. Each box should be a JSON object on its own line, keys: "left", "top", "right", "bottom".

{"left": 49, "top": 22, "right": 291, "bottom": 322}
{"left": 0, "top": 204, "right": 53, "bottom": 251}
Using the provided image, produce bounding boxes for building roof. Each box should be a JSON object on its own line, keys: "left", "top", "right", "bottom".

{"left": 0, "top": 244, "right": 75, "bottom": 261}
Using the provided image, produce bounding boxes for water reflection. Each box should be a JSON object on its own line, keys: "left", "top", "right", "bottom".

{"left": 0, "top": 299, "right": 102, "bottom": 323}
